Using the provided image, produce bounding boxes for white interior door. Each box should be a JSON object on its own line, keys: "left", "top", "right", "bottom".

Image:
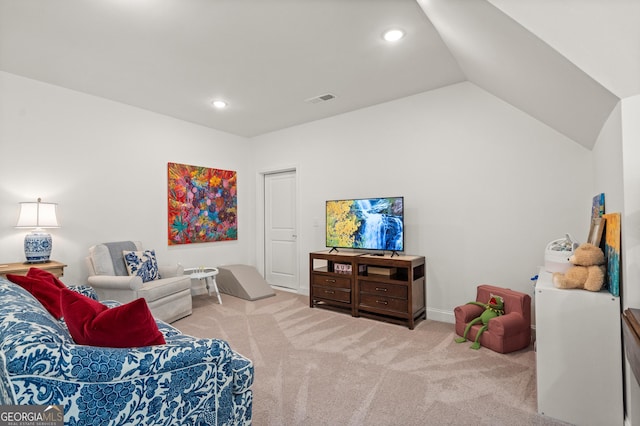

{"left": 264, "top": 170, "right": 298, "bottom": 290}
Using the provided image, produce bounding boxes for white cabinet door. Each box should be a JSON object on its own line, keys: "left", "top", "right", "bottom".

{"left": 535, "top": 269, "right": 623, "bottom": 425}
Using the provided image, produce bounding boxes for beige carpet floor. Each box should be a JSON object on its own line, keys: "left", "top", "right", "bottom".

{"left": 174, "top": 290, "right": 570, "bottom": 426}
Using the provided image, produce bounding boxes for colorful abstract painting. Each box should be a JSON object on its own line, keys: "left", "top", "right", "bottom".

{"left": 602, "top": 212, "right": 620, "bottom": 297}
{"left": 592, "top": 193, "right": 605, "bottom": 219}
{"left": 167, "top": 162, "right": 237, "bottom": 245}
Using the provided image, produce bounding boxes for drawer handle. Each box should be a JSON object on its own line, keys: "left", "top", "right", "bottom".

{"left": 376, "top": 300, "right": 389, "bottom": 305}
{"left": 375, "top": 287, "right": 388, "bottom": 292}
{"left": 324, "top": 290, "right": 335, "bottom": 294}
{"left": 325, "top": 279, "right": 336, "bottom": 283}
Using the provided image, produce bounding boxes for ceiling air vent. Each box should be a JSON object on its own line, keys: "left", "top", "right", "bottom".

{"left": 305, "top": 93, "right": 336, "bottom": 104}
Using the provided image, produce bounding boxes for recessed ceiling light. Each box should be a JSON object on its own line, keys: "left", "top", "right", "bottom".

{"left": 211, "top": 100, "right": 227, "bottom": 109}
{"left": 383, "top": 29, "right": 405, "bottom": 42}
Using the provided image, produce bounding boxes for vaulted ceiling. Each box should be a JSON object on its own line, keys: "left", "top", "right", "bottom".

{"left": 1, "top": 0, "right": 638, "bottom": 149}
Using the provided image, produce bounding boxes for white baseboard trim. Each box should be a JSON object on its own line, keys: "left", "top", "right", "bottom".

{"left": 271, "top": 285, "right": 298, "bottom": 294}
{"left": 426, "top": 308, "right": 455, "bottom": 324}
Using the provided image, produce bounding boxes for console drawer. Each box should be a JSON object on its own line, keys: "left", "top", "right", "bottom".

{"left": 312, "top": 274, "right": 351, "bottom": 289}
{"left": 359, "top": 281, "right": 407, "bottom": 299}
{"left": 312, "top": 286, "right": 351, "bottom": 303}
{"left": 359, "top": 293, "right": 408, "bottom": 314}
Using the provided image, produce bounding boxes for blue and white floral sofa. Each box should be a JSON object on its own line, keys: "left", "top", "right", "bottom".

{"left": 0, "top": 278, "right": 253, "bottom": 425}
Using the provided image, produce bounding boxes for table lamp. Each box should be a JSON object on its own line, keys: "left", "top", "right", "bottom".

{"left": 15, "top": 198, "right": 60, "bottom": 263}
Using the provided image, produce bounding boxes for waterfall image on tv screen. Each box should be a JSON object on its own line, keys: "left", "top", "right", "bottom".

{"left": 326, "top": 197, "right": 404, "bottom": 251}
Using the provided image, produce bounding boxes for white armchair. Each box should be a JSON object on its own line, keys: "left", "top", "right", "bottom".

{"left": 86, "top": 241, "right": 192, "bottom": 323}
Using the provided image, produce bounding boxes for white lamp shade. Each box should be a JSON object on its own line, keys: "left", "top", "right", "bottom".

{"left": 16, "top": 200, "right": 59, "bottom": 228}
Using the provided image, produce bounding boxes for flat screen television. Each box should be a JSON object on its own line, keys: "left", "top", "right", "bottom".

{"left": 326, "top": 196, "right": 404, "bottom": 253}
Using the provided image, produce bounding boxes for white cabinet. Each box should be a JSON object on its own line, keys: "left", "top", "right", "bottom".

{"left": 535, "top": 269, "right": 623, "bottom": 425}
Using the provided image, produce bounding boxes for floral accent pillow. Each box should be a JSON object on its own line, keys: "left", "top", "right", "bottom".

{"left": 123, "top": 250, "right": 160, "bottom": 282}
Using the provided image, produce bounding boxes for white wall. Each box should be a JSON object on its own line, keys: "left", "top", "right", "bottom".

{"left": 571, "top": 94, "right": 640, "bottom": 426}
{"left": 621, "top": 94, "right": 640, "bottom": 426}
{"left": 592, "top": 102, "right": 631, "bottom": 424}
{"left": 0, "top": 71, "right": 255, "bottom": 285}
{"left": 250, "top": 82, "right": 593, "bottom": 321}
{"left": 621, "top": 94, "right": 640, "bottom": 309}
{"left": 593, "top": 102, "right": 624, "bottom": 213}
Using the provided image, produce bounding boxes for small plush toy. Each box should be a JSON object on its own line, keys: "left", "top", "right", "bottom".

{"left": 455, "top": 294, "right": 504, "bottom": 350}
{"left": 552, "top": 243, "right": 606, "bottom": 292}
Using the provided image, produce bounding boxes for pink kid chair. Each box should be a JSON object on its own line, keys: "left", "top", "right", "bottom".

{"left": 454, "top": 284, "right": 532, "bottom": 354}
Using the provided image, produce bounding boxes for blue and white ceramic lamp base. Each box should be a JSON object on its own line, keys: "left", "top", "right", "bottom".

{"left": 24, "top": 232, "right": 52, "bottom": 263}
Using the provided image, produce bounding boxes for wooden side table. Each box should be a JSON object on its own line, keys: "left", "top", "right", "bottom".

{"left": 0, "top": 261, "right": 67, "bottom": 278}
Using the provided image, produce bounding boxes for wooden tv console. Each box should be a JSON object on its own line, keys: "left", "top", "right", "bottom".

{"left": 309, "top": 250, "right": 426, "bottom": 329}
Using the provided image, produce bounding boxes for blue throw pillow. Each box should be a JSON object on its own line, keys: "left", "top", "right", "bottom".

{"left": 123, "top": 250, "right": 160, "bottom": 282}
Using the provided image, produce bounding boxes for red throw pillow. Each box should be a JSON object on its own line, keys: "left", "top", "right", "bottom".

{"left": 7, "top": 268, "right": 67, "bottom": 319}
{"left": 60, "top": 289, "right": 165, "bottom": 348}
{"left": 26, "top": 267, "right": 67, "bottom": 289}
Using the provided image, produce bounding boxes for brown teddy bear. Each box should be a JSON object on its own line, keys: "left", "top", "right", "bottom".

{"left": 552, "top": 243, "right": 606, "bottom": 291}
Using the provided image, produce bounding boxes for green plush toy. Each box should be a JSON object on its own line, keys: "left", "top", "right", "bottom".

{"left": 455, "top": 294, "right": 504, "bottom": 350}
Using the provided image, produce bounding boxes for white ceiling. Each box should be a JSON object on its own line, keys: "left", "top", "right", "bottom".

{"left": 1, "top": 0, "right": 639, "bottom": 148}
